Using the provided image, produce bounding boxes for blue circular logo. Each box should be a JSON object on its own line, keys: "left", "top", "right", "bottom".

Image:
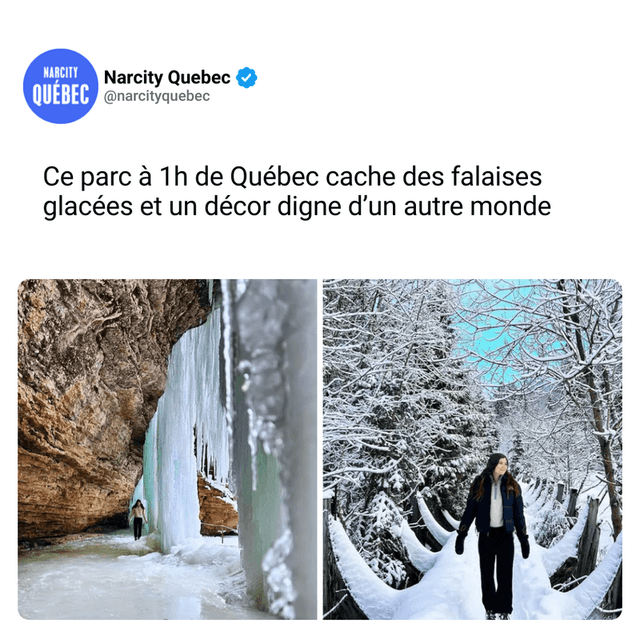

{"left": 24, "top": 49, "right": 98, "bottom": 123}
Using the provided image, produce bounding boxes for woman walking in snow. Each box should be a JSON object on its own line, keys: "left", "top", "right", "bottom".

{"left": 129, "top": 499, "right": 148, "bottom": 540}
{"left": 455, "top": 453, "right": 530, "bottom": 620}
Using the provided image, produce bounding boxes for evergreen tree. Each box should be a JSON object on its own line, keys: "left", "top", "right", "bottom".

{"left": 323, "top": 280, "right": 495, "bottom": 586}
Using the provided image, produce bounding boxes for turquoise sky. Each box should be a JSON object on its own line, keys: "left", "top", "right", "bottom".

{"left": 451, "top": 279, "right": 535, "bottom": 388}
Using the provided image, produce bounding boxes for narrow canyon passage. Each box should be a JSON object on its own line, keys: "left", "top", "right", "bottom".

{"left": 18, "top": 530, "right": 275, "bottom": 620}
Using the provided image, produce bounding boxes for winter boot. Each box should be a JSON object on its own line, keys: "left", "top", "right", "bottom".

{"left": 498, "top": 613, "right": 511, "bottom": 620}
{"left": 485, "top": 610, "right": 496, "bottom": 620}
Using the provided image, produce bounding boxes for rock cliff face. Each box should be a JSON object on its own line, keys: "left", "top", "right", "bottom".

{"left": 18, "top": 280, "right": 210, "bottom": 541}
{"left": 197, "top": 475, "right": 239, "bottom": 536}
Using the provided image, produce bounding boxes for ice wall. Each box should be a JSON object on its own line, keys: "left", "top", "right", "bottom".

{"left": 136, "top": 280, "right": 317, "bottom": 619}
{"left": 225, "top": 280, "right": 317, "bottom": 619}
{"left": 142, "top": 300, "right": 230, "bottom": 554}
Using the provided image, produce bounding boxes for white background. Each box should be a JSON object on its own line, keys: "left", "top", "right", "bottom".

{"left": 3, "top": 0, "right": 638, "bottom": 634}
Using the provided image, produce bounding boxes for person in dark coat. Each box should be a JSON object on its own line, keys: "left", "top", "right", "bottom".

{"left": 455, "top": 453, "right": 530, "bottom": 620}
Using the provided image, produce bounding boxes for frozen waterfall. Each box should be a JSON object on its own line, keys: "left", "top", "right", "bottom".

{"left": 134, "top": 300, "right": 228, "bottom": 553}
{"left": 130, "top": 280, "right": 317, "bottom": 619}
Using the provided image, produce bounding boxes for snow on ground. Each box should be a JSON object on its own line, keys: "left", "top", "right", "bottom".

{"left": 330, "top": 488, "right": 621, "bottom": 620}
{"left": 18, "top": 529, "right": 275, "bottom": 620}
{"left": 393, "top": 532, "right": 485, "bottom": 620}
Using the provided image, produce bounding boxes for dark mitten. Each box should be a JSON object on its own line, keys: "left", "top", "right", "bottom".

{"left": 455, "top": 533, "right": 466, "bottom": 555}
{"left": 519, "top": 534, "right": 530, "bottom": 559}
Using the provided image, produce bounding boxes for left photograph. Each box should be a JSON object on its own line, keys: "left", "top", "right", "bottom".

{"left": 18, "top": 279, "right": 317, "bottom": 620}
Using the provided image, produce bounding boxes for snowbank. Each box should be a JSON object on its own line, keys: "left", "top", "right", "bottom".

{"left": 417, "top": 495, "right": 453, "bottom": 545}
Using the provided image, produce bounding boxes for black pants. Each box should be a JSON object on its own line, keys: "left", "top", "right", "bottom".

{"left": 478, "top": 527, "right": 514, "bottom": 614}
{"left": 133, "top": 517, "right": 143, "bottom": 540}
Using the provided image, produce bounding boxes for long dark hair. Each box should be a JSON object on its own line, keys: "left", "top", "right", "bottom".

{"left": 473, "top": 453, "right": 520, "bottom": 501}
{"left": 133, "top": 499, "right": 145, "bottom": 511}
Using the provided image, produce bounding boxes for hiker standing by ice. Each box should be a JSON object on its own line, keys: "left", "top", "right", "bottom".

{"left": 129, "top": 499, "right": 148, "bottom": 541}
{"left": 455, "top": 453, "right": 530, "bottom": 620}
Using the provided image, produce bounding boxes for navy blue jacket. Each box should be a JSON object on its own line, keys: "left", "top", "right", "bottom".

{"left": 458, "top": 474, "right": 527, "bottom": 538}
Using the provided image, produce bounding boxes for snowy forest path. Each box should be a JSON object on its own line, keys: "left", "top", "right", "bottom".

{"left": 329, "top": 487, "right": 622, "bottom": 619}
{"left": 399, "top": 490, "right": 559, "bottom": 619}
{"left": 395, "top": 525, "right": 552, "bottom": 619}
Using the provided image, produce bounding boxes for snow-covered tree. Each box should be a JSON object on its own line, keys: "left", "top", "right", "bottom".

{"left": 457, "top": 279, "right": 622, "bottom": 539}
{"left": 323, "top": 280, "right": 495, "bottom": 586}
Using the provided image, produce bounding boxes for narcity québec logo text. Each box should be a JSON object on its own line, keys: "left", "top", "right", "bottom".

{"left": 104, "top": 70, "right": 231, "bottom": 88}
{"left": 33, "top": 66, "right": 89, "bottom": 106}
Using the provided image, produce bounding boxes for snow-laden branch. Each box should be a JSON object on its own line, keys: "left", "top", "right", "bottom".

{"left": 323, "top": 458, "right": 400, "bottom": 479}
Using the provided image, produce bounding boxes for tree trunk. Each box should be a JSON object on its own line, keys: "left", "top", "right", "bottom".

{"left": 556, "top": 280, "right": 622, "bottom": 540}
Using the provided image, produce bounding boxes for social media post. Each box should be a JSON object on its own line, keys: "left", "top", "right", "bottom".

{"left": 4, "top": 0, "right": 639, "bottom": 632}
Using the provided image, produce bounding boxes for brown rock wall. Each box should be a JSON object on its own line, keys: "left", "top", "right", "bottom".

{"left": 198, "top": 474, "right": 238, "bottom": 536}
{"left": 18, "top": 279, "right": 211, "bottom": 541}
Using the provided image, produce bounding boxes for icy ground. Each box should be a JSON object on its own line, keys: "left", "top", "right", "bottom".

{"left": 18, "top": 530, "right": 276, "bottom": 620}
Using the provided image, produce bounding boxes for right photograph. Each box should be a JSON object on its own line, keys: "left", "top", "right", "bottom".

{"left": 322, "top": 279, "right": 622, "bottom": 620}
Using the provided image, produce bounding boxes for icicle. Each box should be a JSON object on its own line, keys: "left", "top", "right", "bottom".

{"left": 228, "top": 280, "right": 317, "bottom": 619}
{"left": 140, "top": 289, "right": 230, "bottom": 554}
{"left": 262, "top": 528, "right": 296, "bottom": 619}
{"left": 234, "top": 280, "right": 288, "bottom": 487}
{"left": 246, "top": 407, "right": 259, "bottom": 491}
{"left": 142, "top": 415, "right": 158, "bottom": 533}
{"left": 221, "top": 279, "right": 237, "bottom": 446}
